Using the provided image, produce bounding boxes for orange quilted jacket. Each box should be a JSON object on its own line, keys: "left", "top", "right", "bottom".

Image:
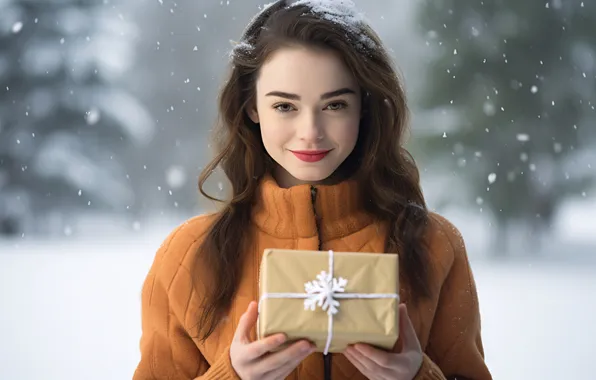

{"left": 133, "top": 175, "right": 492, "bottom": 379}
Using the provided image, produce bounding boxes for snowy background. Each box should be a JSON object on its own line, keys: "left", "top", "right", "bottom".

{"left": 1, "top": 212, "right": 595, "bottom": 380}
{"left": 1, "top": 1, "right": 595, "bottom": 379}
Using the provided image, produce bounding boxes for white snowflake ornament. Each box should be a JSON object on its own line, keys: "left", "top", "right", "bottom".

{"left": 304, "top": 270, "right": 348, "bottom": 315}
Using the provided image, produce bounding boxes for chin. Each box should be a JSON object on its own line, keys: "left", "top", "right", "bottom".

{"left": 288, "top": 167, "right": 335, "bottom": 183}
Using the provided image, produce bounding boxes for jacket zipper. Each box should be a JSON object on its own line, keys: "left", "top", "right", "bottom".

{"left": 311, "top": 185, "right": 332, "bottom": 380}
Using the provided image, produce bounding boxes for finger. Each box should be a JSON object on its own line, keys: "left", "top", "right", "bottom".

{"left": 263, "top": 365, "right": 296, "bottom": 380}
{"left": 348, "top": 346, "right": 397, "bottom": 380}
{"left": 245, "top": 332, "right": 288, "bottom": 359}
{"left": 262, "top": 359, "right": 300, "bottom": 380}
{"left": 344, "top": 347, "right": 374, "bottom": 376}
{"left": 262, "top": 341, "right": 315, "bottom": 380}
{"left": 346, "top": 346, "right": 378, "bottom": 372}
{"left": 399, "top": 304, "right": 421, "bottom": 353}
{"left": 353, "top": 344, "right": 391, "bottom": 369}
{"left": 255, "top": 340, "right": 314, "bottom": 376}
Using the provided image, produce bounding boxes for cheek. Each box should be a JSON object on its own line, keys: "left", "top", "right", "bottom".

{"left": 259, "top": 120, "right": 293, "bottom": 151}
{"left": 332, "top": 118, "right": 360, "bottom": 148}
{"left": 347, "top": 122, "right": 360, "bottom": 144}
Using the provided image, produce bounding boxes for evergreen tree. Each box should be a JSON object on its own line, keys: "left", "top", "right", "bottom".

{"left": 0, "top": 0, "right": 154, "bottom": 235}
{"left": 415, "top": 0, "right": 596, "bottom": 252}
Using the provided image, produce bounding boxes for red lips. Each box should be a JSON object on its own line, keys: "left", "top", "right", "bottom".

{"left": 290, "top": 150, "right": 332, "bottom": 163}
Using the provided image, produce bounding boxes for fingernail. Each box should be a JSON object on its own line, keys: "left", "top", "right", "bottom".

{"left": 302, "top": 344, "right": 313, "bottom": 353}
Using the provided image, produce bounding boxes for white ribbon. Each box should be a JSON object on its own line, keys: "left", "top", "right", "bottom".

{"left": 258, "top": 250, "right": 399, "bottom": 355}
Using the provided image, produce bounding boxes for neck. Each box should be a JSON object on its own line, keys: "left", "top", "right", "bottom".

{"left": 273, "top": 165, "right": 349, "bottom": 189}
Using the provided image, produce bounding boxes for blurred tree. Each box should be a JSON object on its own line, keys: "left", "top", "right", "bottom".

{"left": 125, "top": 0, "right": 283, "bottom": 216}
{"left": 123, "top": 0, "right": 231, "bottom": 217}
{"left": 0, "top": 0, "right": 154, "bottom": 235}
{"left": 415, "top": 0, "right": 596, "bottom": 254}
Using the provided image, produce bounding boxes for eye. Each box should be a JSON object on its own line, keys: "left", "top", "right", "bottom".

{"left": 273, "top": 103, "right": 296, "bottom": 113}
{"left": 325, "top": 102, "right": 347, "bottom": 111}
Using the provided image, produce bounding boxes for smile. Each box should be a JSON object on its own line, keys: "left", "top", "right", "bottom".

{"left": 290, "top": 149, "right": 332, "bottom": 163}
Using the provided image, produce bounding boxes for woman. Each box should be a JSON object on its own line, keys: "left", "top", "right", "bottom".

{"left": 133, "top": 1, "right": 492, "bottom": 379}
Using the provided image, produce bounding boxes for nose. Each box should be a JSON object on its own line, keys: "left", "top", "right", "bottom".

{"left": 296, "top": 110, "right": 324, "bottom": 142}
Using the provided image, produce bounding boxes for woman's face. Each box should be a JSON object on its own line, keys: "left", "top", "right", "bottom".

{"left": 249, "top": 45, "right": 362, "bottom": 188}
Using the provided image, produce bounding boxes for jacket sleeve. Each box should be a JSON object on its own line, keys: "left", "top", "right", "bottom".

{"left": 413, "top": 219, "right": 492, "bottom": 380}
{"left": 132, "top": 226, "right": 240, "bottom": 380}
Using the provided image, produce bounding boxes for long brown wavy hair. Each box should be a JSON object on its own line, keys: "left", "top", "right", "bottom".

{"left": 195, "top": 0, "right": 431, "bottom": 341}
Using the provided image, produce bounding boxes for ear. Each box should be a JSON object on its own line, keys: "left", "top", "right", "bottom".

{"left": 247, "top": 106, "right": 260, "bottom": 124}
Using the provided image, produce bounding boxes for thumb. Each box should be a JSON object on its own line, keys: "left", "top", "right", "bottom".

{"left": 399, "top": 303, "right": 421, "bottom": 353}
{"left": 233, "top": 301, "right": 259, "bottom": 344}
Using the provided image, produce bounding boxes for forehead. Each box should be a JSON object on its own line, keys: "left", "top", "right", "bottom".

{"left": 256, "top": 45, "right": 358, "bottom": 96}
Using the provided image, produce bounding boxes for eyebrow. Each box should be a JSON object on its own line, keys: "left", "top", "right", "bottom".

{"left": 265, "top": 87, "right": 356, "bottom": 101}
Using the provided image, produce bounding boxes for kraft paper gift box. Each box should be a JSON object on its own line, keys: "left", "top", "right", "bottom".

{"left": 257, "top": 249, "right": 399, "bottom": 354}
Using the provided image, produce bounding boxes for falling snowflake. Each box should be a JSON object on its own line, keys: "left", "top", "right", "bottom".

{"left": 85, "top": 107, "right": 101, "bottom": 125}
{"left": 304, "top": 271, "right": 348, "bottom": 315}
{"left": 12, "top": 22, "right": 23, "bottom": 34}
{"left": 165, "top": 165, "right": 187, "bottom": 189}
{"left": 483, "top": 101, "right": 496, "bottom": 116}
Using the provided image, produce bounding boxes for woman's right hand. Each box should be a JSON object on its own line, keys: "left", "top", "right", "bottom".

{"left": 230, "top": 301, "right": 316, "bottom": 380}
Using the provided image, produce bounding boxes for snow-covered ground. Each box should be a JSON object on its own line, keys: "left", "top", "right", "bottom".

{"left": 1, "top": 215, "right": 595, "bottom": 380}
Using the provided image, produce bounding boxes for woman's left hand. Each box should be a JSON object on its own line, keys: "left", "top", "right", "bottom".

{"left": 343, "top": 304, "right": 423, "bottom": 380}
